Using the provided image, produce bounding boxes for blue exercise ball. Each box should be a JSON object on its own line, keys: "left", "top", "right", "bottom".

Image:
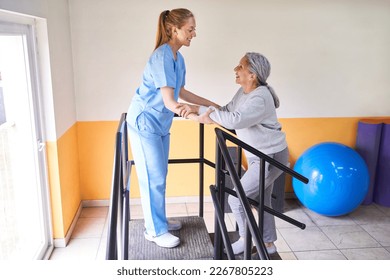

{"left": 292, "top": 142, "right": 369, "bottom": 216}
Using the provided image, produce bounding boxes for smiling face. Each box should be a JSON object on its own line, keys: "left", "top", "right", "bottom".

{"left": 234, "top": 56, "right": 259, "bottom": 93}
{"left": 175, "top": 17, "right": 196, "bottom": 47}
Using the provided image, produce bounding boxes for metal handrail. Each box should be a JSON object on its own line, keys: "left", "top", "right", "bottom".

{"left": 105, "top": 113, "right": 214, "bottom": 260}
{"left": 106, "top": 113, "right": 127, "bottom": 260}
{"left": 212, "top": 127, "right": 309, "bottom": 260}
{"left": 106, "top": 115, "right": 309, "bottom": 260}
{"left": 210, "top": 185, "right": 235, "bottom": 259}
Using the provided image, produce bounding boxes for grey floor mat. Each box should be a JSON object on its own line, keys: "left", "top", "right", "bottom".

{"left": 127, "top": 216, "right": 214, "bottom": 260}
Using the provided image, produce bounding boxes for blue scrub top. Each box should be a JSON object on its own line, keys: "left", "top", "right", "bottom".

{"left": 127, "top": 44, "right": 186, "bottom": 136}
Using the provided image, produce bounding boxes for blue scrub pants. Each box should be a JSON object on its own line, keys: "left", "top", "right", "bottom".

{"left": 128, "top": 125, "right": 170, "bottom": 237}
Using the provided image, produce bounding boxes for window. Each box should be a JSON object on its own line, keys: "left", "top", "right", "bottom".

{"left": 0, "top": 20, "right": 52, "bottom": 260}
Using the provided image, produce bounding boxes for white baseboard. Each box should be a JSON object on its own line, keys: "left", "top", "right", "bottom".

{"left": 53, "top": 201, "right": 83, "bottom": 248}
{"left": 132, "top": 195, "right": 212, "bottom": 205}
{"left": 81, "top": 196, "right": 213, "bottom": 206}
{"left": 82, "top": 199, "right": 110, "bottom": 207}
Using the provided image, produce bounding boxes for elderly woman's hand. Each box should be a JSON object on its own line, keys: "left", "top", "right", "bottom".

{"left": 197, "top": 107, "right": 214, "bottom": 124}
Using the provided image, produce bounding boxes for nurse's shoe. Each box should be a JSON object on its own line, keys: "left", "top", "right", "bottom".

{"left": 168, "top": 220, "right": 182, "bottom": 231}
{"left": 144, "top": 232, "right": 180, "bottom": 248}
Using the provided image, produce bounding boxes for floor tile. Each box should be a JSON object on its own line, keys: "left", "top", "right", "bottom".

{"left": 71, "top": 217, "right": 106, "bottom": 238}
{"left": 102, "top": 216, "right": 109, "bottom": 238}
{"left": 96, "top": 238, "right": 107, "bottom": 260}
{"left": 80, "top": 207, "right": 108, "bottom": 218}
{"left": 278, "top": 226, "right": 336, "bottom": 251}
{"left": 275, "top": 208, "right": 316, "bottom": 228}
{"left": 321, "top": 225, "right": 380, "bottom": 249}
{"left": 278, "top": 252, "right": 297, "bottom": 260}
{"left": 360, "top": 223, "right": 390, "bottom": 247}
{"left": 348, "top": 205, "right": 390, "bottom": 225}
{"left": 302, "top": 207, "right": 356, "bottom": 227}
{"left": 49, "top": 238, "right": 101, "bottom": 260}
{"left": 340, "top": 247, "right": 390, "bottom": 260}
{"left": 294, "top": 250, "right": 347, "bottom": 260}
{"left": 274, "top": 230, "right": 291, "bottom": 253}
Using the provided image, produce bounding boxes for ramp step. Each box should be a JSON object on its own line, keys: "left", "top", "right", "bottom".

{"left": 128, "top": 216, "right": 214, "bottom": 260}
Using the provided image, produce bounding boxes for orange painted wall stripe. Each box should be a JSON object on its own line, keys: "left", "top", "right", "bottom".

{"left": 46, "top": 141, "right": 64, "bottom": 238}
{"left": 77, "top": 121, "right": 118, "bottom": 200}
{"left": 76, "top": 116, "right": 390, "bottom": 197}
{"left": 46, "top": 123, "right": 81, "bottom": 238}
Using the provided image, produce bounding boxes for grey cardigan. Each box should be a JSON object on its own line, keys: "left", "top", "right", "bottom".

{"left": 199, "top": 86, "right": 287, "bottom": 159}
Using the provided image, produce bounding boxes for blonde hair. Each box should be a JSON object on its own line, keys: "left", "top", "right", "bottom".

{"left": 155, "top": 8, "right": 194, "bottom": 50}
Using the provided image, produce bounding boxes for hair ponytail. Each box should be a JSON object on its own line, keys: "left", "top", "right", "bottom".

{"left": 155, "top": 10, "right": 170, "bottom": 50}
{"left": 267, "top": 85, "right": 280, "bottom": 108}
{"left": 154, "top": 8, "right": 194, "bottom": 50}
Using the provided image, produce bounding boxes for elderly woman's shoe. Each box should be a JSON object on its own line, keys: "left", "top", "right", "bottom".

{"left": 265, "top": 242, "right": 277, "bottom": 254}
{"left": 231, "top": 237, "right": 246, "bottom": 255}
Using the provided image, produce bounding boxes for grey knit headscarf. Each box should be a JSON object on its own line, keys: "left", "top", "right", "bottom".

{"left": 245, "top": 52, "right": 280, "bottom": 108}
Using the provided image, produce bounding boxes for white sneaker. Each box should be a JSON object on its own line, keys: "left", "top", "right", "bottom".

{"left": 144, "top": 232, "right": 180, "bottom": 248}
{"left": 168, "top": 220, "right": 182, "bottom": 231}
{"left": 231, "top": 237, "right": 246, "bottom": 255}
{"left": 265, "top": 242, "right": 277, "bottom": 254}
{"left": 231, "top": 238, "right": 277, "bottom": 255}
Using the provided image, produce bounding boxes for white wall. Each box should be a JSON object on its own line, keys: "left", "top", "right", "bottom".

{"left": 69, "top": 0, "right": 390, "bottom": 121}
{"left": 45, "top": 0, "right": 77, "bottom": 137}
{"left": 2, "top": 0, "right": 390, "bottom": 127}
{"left": 0, "top": 0, "right": 47, "bottom": 18}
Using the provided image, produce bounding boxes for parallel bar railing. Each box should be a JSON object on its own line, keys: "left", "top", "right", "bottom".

{"left": 106, "top": 114, "right": 214, "bottom": 259}
{"left": 106, "top": 114, "right": 308, "bottom": 260}
{"left": 212, "top": 127, "right": 309, "bottom": 260}
{"left": 106, "top": 113, "right": 128, "bottom": 260}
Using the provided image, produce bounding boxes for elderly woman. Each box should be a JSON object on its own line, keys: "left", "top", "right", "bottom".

{"left": 198, "top": 52, "right": 289, "bottom": 255}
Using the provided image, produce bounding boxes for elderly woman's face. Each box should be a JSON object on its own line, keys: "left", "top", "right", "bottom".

{"left": 234, "top": 56, "right": 253, "bottom": 86}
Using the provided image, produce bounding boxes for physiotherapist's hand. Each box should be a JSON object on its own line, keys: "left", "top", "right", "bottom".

{"left": 176, "top": 103, "right": 199, "bottom": 118}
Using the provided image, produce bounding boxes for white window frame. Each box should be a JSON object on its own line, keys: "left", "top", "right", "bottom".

{"left": 0, "top": 15, "right": 53, "bottom": 260}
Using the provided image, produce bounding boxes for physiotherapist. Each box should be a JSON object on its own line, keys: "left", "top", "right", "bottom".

{"left": 126, "top": 8, "right": 219, "bottom": 248}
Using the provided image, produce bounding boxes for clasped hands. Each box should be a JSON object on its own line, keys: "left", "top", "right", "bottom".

{"left": 176, "top": 103, "right": 214, "bottom": 124}
{"left": 176, "top": 103, "right": 198, "bottom": 118}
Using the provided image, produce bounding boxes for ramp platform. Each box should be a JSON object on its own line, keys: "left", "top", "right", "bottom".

{"left": 127, "top": 216, "right": 214, "bottom": 260}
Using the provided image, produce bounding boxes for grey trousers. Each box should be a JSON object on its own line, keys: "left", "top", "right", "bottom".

{"left": 228, "top": 147, "right": 289, "bottom": 243}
